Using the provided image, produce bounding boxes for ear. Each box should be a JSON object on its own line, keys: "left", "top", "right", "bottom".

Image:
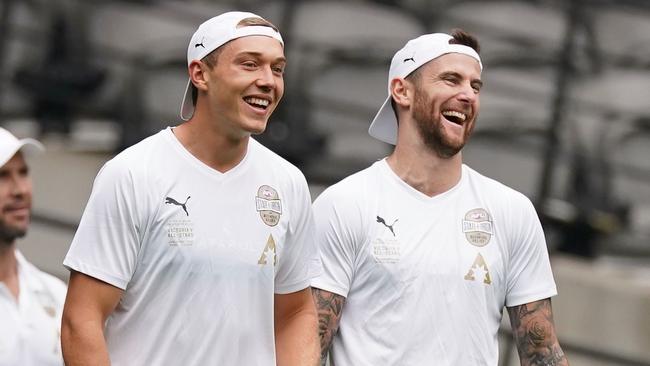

{"left": 188, "top": 60, "right": 209, "bottom": 92}
{"left": 390, "top": 78, "right": 411, "bottom": 108}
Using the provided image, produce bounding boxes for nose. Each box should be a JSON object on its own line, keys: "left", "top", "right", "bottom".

{"left": 256, "top": 66, "right": 276, "bottom": 92}
{"left": 9, "top": 174, "right": 30, "bottom": 197}
{"left": 457, "top": 83, "right": 477, "bottom": 104}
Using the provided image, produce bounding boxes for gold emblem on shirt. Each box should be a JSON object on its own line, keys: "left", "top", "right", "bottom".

{"left": 464, "top": 253, "right": 492, "bottom": 285}
{"left": 258, "top": 234, "right": 277, "bottom": 266}
{"left": 256, "top": 185, "right": 282, "bottom": 226}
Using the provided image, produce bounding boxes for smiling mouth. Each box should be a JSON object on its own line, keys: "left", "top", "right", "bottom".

{"left": 244, "top": 97, "right": 270, "bottom": 110}
{"left": 441, "top": 110, "right": 467, "bottom": 125}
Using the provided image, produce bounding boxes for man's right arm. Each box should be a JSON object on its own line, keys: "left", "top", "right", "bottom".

{"left": 61, "top": 270, "right": 123, "bottom": 366}
{"left": 311, "top": 288, "right": 346, "bottom": 366}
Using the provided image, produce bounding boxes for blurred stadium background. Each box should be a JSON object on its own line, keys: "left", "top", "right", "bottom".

{"left": 2, "top": 0, "right": 650, "bottom": 365}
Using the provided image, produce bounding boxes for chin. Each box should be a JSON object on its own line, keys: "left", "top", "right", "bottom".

{"left": 248, "top": 124, "right": 268, "bottom": 135}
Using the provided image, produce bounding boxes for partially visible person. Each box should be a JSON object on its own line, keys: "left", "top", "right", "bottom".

{"left": 0, "top": 127, "right": 66, "bottom": 366}
{"left": 61, "top": 11, "right": 319, "bottom": 366}
{"left": 311, "top": 31, "right": 568, "bottom": 365}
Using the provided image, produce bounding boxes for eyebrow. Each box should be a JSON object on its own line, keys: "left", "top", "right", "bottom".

{"left": 439, "top": 71, "right": 483, "bottom": 88}
{"left": 236, "top": 51, "right": 286, "bottom": 64}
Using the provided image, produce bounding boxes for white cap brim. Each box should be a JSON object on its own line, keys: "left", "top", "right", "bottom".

{"left": 368, "top": 96, "right": 398, "bottom": 145}
{"left": 180, "top": 79, "right": 193, "bottom": 121}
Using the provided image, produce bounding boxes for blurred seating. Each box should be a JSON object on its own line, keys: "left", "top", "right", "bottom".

{"left": 259, "top": 0, "right": 425, "bottom": 178}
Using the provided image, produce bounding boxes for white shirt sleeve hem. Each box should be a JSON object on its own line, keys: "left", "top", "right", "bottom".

{"left": 310, "top": 280, "right": 348, "bottom": 298}
{"left": 275, "top": 278, "right": 312, "bottom": 295}
{"left": 505, "top": 287, "right": 558, "bottom": 308}
{"left": 63, "top": 259, "right": 129, "bottom": 290}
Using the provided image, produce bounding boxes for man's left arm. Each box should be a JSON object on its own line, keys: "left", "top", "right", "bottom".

{"left": 275, "top": 287, "right": 319, "bottom": 366}
{"left": 507, "top": 298, "right": 569, "bottom": 366}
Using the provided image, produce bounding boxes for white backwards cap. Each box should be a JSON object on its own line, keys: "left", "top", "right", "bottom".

{"left": 368, "top": 33, "right": 482, "bottom": 145}
{"left": 180, "top": 11, "right": 284, "bottom": 121}
{"left": 0, "top": 127, "right": 44, "bottom": 168}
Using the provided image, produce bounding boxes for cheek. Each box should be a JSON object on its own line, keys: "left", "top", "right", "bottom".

{"left": 275, "top": 79, "right": 285, "bottom": 99}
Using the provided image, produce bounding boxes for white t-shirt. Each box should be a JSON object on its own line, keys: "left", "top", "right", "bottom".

{"left": 0, "top": 250, "right": 66, "bottom": 366}
{"left": 311, "top": 159, "right": 557, "bottom": 366}
{"left": 64, "top": 128, "right": 319, "bottom": 366}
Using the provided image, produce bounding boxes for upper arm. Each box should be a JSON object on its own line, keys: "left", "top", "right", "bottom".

{"left": 62, "top": 271, "right": 123, "bottom": 327}
{"left": 507, "top": 298, "right": 568, "bottom": 366}
{"left": 274, "top": 173, "right": 320, "bottom": 294}
{"left": 310, "top": 186, "right": 363, "bottom": 297}
{"left": 505, "top": 194, "right": 557, "bottom": 306}
{"left": 274, "top": 287, "right": 317, "bottom": 324}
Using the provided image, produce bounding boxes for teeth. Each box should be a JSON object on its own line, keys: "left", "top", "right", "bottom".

{"left": 442, "top": 110, "right": 466, "bottom": 121}
{"left": 245, "top": 97, "right": 269, "bottom": 107}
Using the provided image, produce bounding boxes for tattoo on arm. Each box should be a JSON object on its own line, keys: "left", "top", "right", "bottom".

{"left": 507, "top": 298, "right": 569, "bottom": 366}
{"left": 311, "top": 288, "right": 345, "bottom": 366}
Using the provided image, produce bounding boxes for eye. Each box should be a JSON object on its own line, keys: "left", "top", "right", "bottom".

{"left": 443, "top": 76, "right": 458, "bottom": 85}
{"left": 272, "top": 65, "right": 285, "bottom": 75}
{"left": 241, "top": 61, "right": 258, "bottom": 69}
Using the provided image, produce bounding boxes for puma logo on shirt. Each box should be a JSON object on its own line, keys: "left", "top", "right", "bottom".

{"left": 376, "top": 215, "right": 398, "bottom": 236}
{"left": 165, "top": 196, "right": 191, "bottom": 216}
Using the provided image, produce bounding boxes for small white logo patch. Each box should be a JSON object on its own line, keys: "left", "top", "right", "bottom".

{"left": 372, "top": 237, "right": 401, "bottom": 263}
{"left": 166, "top": 219, "right": 195, "bottom": 246}
{"left": 462, "top": 208, "right": 493, "bottom": 247}
{"left": 256, "top": 185, "right": 282, "bottom": 226}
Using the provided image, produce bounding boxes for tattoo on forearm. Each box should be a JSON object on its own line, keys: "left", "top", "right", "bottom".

{"left": 311, "top": 288, "right": 345, "bottom": 365}
{"left": 507, "top": 299, "right": 569, "bottom": 366}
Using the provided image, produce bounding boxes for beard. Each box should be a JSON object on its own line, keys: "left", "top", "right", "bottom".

{"left": 411, "top": 85, "right": 474, "bottom": 159}
{"left": 0, "top": 219, "right": 27, "bottom": 245}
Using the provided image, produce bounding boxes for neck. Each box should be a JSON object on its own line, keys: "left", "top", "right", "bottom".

{"left": 0, "top": 242, "right": 18, "bottom": 283}
{"left": 172, "top": 117, "right": 249, "bottom": 173}
{"left": 387, "top": 138, "right": 463, "bottom": 197}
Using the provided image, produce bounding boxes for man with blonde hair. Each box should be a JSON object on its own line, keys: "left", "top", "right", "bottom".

{"left": 62, "top": 11, "right": 319, "bottom": 365}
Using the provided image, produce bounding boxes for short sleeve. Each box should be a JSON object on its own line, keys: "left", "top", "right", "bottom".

{"left": 274, "top": 172, "right": 321, "bottom": 294}
{"left": 505, "top": 194, "right": 558, "bottom": 307}
{"left": 310, "top": 185, "right": 362, "bottom": 298}
{"left": 63, "top": 158, "right": 143, "bottom": 290}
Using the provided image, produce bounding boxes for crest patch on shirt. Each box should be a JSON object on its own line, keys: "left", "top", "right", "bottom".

{"left": 256, "top": 185, "right": 282, "bottom": 226}
{"left": 462, "top": 208, "right": 493, "bottom": 247}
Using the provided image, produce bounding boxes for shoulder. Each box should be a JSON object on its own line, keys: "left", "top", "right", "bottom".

{"left": 313, "top": 163, "right": 378, "bottom": 218}
{"left": 97, "top": 130, "right": 170, "bottom": 183}
{"left": 249, "top": 139, "right": 308, "bottom": 186}
{"left": 106, "top": 130, "right": 168, "bottom": 170}
{"left": 463, "top": 164, "right": 533, "bottom": 208}
{"left": 35, "top": 270, "right": 67, "bottom": 300}
{"left": 18, "top": 253, "right": 67, "bottom": 301}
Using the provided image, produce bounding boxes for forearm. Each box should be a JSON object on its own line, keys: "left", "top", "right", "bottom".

{"left": 508, "top": 299, "right": 569, "bottom": 366}
{"left": 311, "top": 288, "right": 345, "bottom": 365}
{"left": 61, "top": 317, "right": 111, "bottom": 366}
{"left": 275, "top": 307, "right": 319, "bottom": 366}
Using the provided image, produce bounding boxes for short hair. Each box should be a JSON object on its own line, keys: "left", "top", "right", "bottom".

{"left": 191, "top": 17, "right": 279, "bottom": 105}
{"left": 407, "top": 28, "right": 480, "bottom": 83}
